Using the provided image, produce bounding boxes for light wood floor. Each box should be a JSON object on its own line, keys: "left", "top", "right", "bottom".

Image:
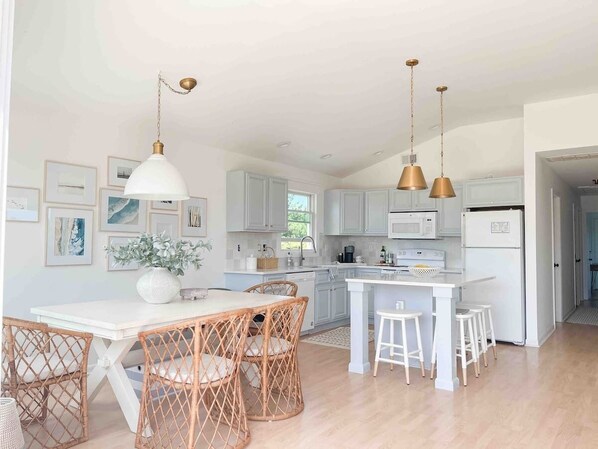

{"left": 78, "top": 323, "right": 598, "bottom": 449}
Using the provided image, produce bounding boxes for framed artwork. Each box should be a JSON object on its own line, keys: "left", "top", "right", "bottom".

{"left": 107, "top": 236, "right": 140, "bottom": 271}
{"left": 108, "top": 157, "right": 140, "bottom": 188}
{"left": 46, "top": 207, "right": 93, "bottom": 266}
{"left": 181, "top": 197, "right": 207, "bottom": 237}
{"left": 151, "top": 200, "right": 178, "bottom": 211}
{"left": 150, "top": 213, "right": 179, "bottom": 238}
{"left": 6, "top": 186, "right": 40, "bottom": 222}
{"left": 45, "top": 161, "right": 97, "bottom": 206}
{"left": 99, "top": 188, "right": 147, "bottom": 233}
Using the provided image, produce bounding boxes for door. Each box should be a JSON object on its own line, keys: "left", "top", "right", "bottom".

{"left": 388, "top": 189, "right": 412, "bottom": 211}
{"left": 340, "top": 191, "right": 364, "bottom": 234}
{"left": 268, "top": 177, "right": 288, "bottom": 231}
{"left": 463, "top": 210, "right": 522, "bottom": 248}
{"left": 589, "top": 214, "right": 598, "bottom": 298}
{"left": 364, "top": 190, "right": 388, "bottom": 235}
{"left": 438, "top": 183, "right": 463, "bottom": 236}
{"left": 551, "top": 191, "right": 562, "bottom": 324}
{"left": 573, "top": 204, "right": 582, "bottom": 306}
{"left": 331, "top": 283, "right": 348, "bottom": 320}
{"left": 314, "top": 284, "right": 331, "bottom": 325}
{"left": 244, "top": 173, "right": 268, "bottom": 230}
{"left": 412, "top": 187, "right": 437, "bottom": 210}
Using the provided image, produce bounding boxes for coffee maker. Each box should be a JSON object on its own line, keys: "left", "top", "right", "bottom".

{"left": 343, "top": 245, "right": 355, "bottom": 263}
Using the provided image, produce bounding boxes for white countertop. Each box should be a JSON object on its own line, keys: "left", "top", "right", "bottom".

{"left": 345, "top": 272, "right": 494, "bottom": 288}
{"left": 224, "top": 265, "right": 463, "bottom": 275}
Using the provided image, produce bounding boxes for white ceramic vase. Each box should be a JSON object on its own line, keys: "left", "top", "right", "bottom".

{"left": 136, "top": 267, "right": 181, "bottom": 304}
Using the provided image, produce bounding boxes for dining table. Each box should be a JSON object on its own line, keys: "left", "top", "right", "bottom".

{"left": 31, "top": 290, "right": 292, "bottom": 434}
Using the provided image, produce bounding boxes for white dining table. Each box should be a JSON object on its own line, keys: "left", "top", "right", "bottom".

{"left": 31, "top": 290, "right": 291, "bottom": 434}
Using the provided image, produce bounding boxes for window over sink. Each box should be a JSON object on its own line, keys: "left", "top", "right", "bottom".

{"left": 281, "top": 191, "right": 315, "bottom": 251}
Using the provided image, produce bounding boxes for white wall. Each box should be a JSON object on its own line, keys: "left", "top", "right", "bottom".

{"left": 3, "top": 100, "right": 340, "bottom": 319}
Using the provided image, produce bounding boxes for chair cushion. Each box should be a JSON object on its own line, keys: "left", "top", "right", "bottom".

{"left": 154, "top": 354, "right": 235, "bottom": 384}
{"left": 244, "top": 335, "right": 292, "bottom": 357}
{"left": 13, "top": 354, "right": 78, "bottom": 383}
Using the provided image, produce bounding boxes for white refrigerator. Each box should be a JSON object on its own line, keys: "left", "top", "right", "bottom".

{"left": 462, "top": 210, "right": 525, "bottom": 345}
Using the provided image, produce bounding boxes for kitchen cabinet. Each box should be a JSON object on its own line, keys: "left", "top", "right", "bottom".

{"left": 331, "top": 283, "right": 348, "bottom": 320}
{"left": 325, "top": 190, "right": 364, "bottom": 235}
{"left": 438, "top": 183, "right": 463, "bottom": 236}
{"left": 364, "top": 190, "right": 389, "bottom": 235}
{"left": 314, "top": 283, "right": 332, "bottom": 325}
{"left": 463, "top": 176, "right": 524, "bottom": 208}
{"left": 226, "top": 170, "right": 288, "bottom": 232}
{"left": 412, "top": 187, "right": 437, "bottom": 210}
{"left": 388, "top": 186, "right": 436, "bottom": 212}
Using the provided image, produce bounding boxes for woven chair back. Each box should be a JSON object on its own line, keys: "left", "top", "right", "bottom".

{"left": 244, "top": 281, "right": 298, "bottom": 297}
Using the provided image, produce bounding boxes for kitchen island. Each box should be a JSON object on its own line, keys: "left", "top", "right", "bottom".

{"left": 346, "top": 272, "right": 494, "bottom": 391}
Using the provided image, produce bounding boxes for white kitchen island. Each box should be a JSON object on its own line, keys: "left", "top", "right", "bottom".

{"left": 346, "top": 272, "right": 494, "bottom": 391}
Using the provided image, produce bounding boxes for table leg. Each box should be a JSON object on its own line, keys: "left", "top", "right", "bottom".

{"left": 432, "top": 286, "right": 460, "bottom": 391}
{"left": 347, "top": 282, "right": 371, "bottom": 374}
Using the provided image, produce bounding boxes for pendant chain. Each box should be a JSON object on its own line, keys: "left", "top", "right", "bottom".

{"left": 409, "top": 64, "right": 414, "bottom": 164}
{"left": 157, "top": 72, "right": 192, "bottom": 142}
{"left": 440, "top": 89, "right": 444, "bottom": 177}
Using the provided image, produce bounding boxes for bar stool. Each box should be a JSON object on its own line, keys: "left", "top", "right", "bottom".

{"left": 459, "top": 303, "right": 497, "bottom": 360}
{"left": 373, "top": 309, "right": 425, "bottom": 385}
{"left": 430, "top": 310, "right": 480, "bottom": 386}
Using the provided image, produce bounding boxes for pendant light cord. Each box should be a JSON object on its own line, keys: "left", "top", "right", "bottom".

{"left": 157, "top": 72, "right": 193, "bottom": 142}
{"left": 440, "top": 89, "right": 444, "bottom": 177}
{"left": 409, "top": 64, "right": 414, "bottom": 165}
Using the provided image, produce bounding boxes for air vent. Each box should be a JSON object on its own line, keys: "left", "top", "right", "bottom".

{"left": 402, "top": 153, "right": 417, "bottom": 165}
{"left": 546, "top": 152, "right": 598, "bottom": 162}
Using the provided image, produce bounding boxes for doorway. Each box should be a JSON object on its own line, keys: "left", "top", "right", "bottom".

{"left": 586, "top": 212, "right": 598, "bottom": 300}
{"left": 551, "top": 191, "right": 562, "bottom": 325}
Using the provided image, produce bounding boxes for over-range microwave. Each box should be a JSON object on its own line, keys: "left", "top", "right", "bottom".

{"left": 388, "top": 211, "right": 438, "bottom": 239}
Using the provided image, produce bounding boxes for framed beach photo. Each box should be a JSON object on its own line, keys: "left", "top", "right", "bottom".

{"left": 107, "top": 236, "right": 140, "bottom": 271}
{"left": 181, "top": 197, "right": 207, "bottom": 237}
{"left": 151, "top": 200, "right": 178, "bottom": 211}
{"left": 46, "top": 207, "right": 93, "bottom": 266}
{"left": 150, "top": 213, "right": 179, "bottom": 239}
{"left": 99, "top": 188, "right": 147, "bottom": 233}
{"left": 6, "top": 186, "right": 40, "bottom": 222}
{"left": 107, "top": 157, "right": 140, "bottom": 188}
{"left": 45, "top": 161, "right": 97, "bottom": 206}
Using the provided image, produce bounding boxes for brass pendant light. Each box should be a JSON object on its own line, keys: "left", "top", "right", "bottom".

{"left": 430, "top": 86, "right": 456, "bottom": 198}
{"left": 397, "top": 59, "right": 427, "bottom": 191}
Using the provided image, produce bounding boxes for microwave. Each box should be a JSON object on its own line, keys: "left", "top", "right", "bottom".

{"left": 388, "top": 211, "right": 438, "bottom": 239}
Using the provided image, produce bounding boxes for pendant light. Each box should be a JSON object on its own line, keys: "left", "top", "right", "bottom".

{"left": 124, "top": 74, "right": 197, "bottom": 201}
{"left": 397, "top": 59, "right": 427, "bottom": 191}
{"left": 429, "top": 86, "right": 456, "bottom": 198}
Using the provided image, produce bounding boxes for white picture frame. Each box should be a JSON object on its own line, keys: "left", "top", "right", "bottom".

{"left": 45, "top": 161, "right": 97, "bottom": 206}
{"left": 108, "top": 156, "right": 140, "bottom": 188}
{"left": 46, "top": 207, "right": 93, "bottom": 266}
{"left": 107, "top": 236, "right": 140, "bottom": 271}
{"left": 151, "top": 200, "right": 179, "bottom": 211}
{"left": 99, "top": 188, "right": 147, "bottom": 233}
{"left": 181, "top": 197, "right": 207, "bottom": 237}
{"left": 150, "top": 213, "right": 179, "bottom": 239}
{"left": 6, "top": 186, "right": 40, "bottom": 222}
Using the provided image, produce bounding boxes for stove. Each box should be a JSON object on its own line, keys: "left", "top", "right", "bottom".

{"left": 381, "top": 249, "right": 446, "bottom": 272}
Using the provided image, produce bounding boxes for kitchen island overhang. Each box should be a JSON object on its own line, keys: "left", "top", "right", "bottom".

{"left": 346, "top": 273, "right": 494, "bottom": 391}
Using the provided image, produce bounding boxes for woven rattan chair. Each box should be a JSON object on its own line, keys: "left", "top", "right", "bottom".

{"left": 136, "top": 308, "right": 253, "bottom": 449}
{"left": 1, "top": 317, "right": 92, "bottom": 449}
{"left": 240, "top": 296, "right": 308, "bottom": 421}
{"left": 244, "top": 281, "right": 298, "bottom": 297}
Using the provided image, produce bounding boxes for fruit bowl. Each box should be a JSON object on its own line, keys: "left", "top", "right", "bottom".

{"left": 408, "top": 266, "right": 441, "bottom": 278}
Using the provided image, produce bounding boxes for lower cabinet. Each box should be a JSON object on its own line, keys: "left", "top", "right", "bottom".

{"left": 331, "top": 283, "right": 348, "bottom": 321}
{"left": 314, "top": 275, "right": 350, "bottom": 326}
{"left": 315, "top": 283, "right": 332, "bottom": 325}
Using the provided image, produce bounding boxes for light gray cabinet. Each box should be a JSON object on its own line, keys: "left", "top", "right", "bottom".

{"left": 314, "top": 283, "right": 332, "bottom": 325}
{"left": 388, "top": 189, "right": 412, "bottom": 211}
{"left": 325, "top": 189, "right": 364, "bottom": 235}
{"left": 463, "top": 176, "right": 524, "bottom": 208}
{"left": 438, "top": 183, "right": 463, "bottom": 236}
{"left": 364, "top": 190, "right": 389, "bottom": 235}
{"left": 412, "top": 187, "right": 437, "bottom": 210}
{"left": 331, "top": 283, "right": 348, "bottom": 320}
{"left": 226, "top": 170, "right": 288, "bottom": 232}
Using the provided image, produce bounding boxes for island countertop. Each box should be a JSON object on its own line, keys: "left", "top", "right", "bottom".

{"left": 345, "top": 272, "right": 494, "bottom": 288}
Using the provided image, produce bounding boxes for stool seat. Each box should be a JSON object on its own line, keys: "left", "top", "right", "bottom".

{"left": 377, "top": 309, "right": 422, "bottom": 319}
{"left": 459, "top": 303, "right": 488, "bottom": 310}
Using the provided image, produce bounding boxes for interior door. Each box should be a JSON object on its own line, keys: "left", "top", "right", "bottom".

{"left": 573, "top": 204, "right": 582, "bottom": 306}
{"left": 551, "top": 191, "right": 562, "bottom": 324}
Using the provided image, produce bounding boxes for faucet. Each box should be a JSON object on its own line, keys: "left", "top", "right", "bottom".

{"left": 299, "top": 236, "right": 317, "bottom": 267}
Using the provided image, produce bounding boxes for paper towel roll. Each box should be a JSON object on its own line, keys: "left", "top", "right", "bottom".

{"left": 246, "top": 255, "right": 257, "bottom": 270}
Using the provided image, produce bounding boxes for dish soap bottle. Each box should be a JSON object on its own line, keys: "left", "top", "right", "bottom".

{"left": 287, "top": 252, "right": 293, "bottom": 267}
{"left": 380, "top": 246, "right": 386, "bottom": 264}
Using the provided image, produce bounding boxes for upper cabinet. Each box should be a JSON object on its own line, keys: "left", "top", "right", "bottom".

{"left": 227, "top": 170, "right": 288, "bottom": 232}
{"left": 364, "top": 190, "right": 389, "bottom": 235}
{"left": 438, "top": 183, "right": 463, "bottom": 236}
{"left": 463, "top": 176, "right": 524, "bottom": 208}
{"left": 412, "top": 187, "right": 437, "bottom": 211}
{"left": 388, "top": 186, "right": 436, "bottom": 212}
{"left": 325, "top": 190, "right": 364, "bottom": 235}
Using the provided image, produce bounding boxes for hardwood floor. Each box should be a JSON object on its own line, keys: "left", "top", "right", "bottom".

{"left": 78, "top": 323, "right": 598, "bottom": 449}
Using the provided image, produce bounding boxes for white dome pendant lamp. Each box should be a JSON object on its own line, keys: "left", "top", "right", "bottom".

{"left": 124, "top": 74, "right": 197, "bottom": 201}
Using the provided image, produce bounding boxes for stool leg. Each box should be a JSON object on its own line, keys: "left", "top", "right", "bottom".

{"left": 401, "top": 318, "right": 410, "bottom": 385}
{"left": 478, "top": 312, "right": 488, "bottom": 368}
{"left": 430, "top": 319, "right": 437, "bottom": 380}
{"left": 487, "top": 308, "right": 497, "bottom": 359}
{"left": 459, "top": 319, "right": 468, "bottom": 387}
{"left": 389, "top": 317, "right": 394, "bottom": 372}
{"left": 414, "top": 316, "right": 425, "bottom": 377}
{"left": 469, "top": 317, "right": 479, "bottom": 378}
{"left": 373, "top": 317, "right": 385, "bottom": 377}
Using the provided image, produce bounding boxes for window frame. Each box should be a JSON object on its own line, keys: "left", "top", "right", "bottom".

{"left": 280, "top": 190, "right": 316, "bottom": 254}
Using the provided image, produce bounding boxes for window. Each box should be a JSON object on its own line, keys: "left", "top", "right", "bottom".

{"left": 281, "top": 191, "right": 315, "bottom": 251}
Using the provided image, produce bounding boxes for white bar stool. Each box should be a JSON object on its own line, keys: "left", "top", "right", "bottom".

{"left": 459, "top": 303, "right": 497, "bottom": 360}
{"left": 430, "top": 309, "right": 480, "bottom": 386}
{"left": 373, "top": 309, "right": 425, "bottom": 385}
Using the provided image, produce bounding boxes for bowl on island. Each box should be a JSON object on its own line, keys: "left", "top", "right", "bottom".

{"left": 408, "top": 266, "right": 441, "bottom": 278}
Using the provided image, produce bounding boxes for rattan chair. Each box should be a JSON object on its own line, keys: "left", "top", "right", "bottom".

{"left": 243, "top": 281, "right": 298, "bottom": 297}
{"left": 1, "top": 317, "right": 92, "bottom": 449}
{"left": 240, "top": 296, "right": 308, "bottom": 421}
{"left": 136, "top": 308, "right": 253, "bottom": 449}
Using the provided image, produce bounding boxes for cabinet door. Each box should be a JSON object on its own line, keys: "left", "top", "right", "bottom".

{"left": 268, "top": 177, "right": 288, "bottom": 231}
{"left": 412, "top": 187, "right": 437, "bottom": 210}
{"left": 364, "top": 190, "right": 389, "bottom": 235}
{"left": 463, "top": 176, "right": 524, "bottom": 207}
{"left": 314, "top": 284, "right": 332, "bottom": 325}
{"left": 331, "top": 283, "right": 348, "bottom": 320}
{"left": 245, "top": 173, "right": 269, "bottom": 231}
{"left": 340, "top": 191, "right": 364, "bottom": 234}
{"left": 388, "top": 189, "right": 412, "bottom": 211}
{"left": 438, "top": 183, "right": 463, "bottom": 236}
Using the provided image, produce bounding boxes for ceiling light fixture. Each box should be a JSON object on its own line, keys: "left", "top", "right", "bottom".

{"left": 124, "top": 73, "right": 197, "bottom": 201}
{"left": 277, "top": 141, "right": 291, "bottom": 149}
{"left": 430, "top": 86, "right": 456, "bottom": 199}
{"left": 320, "top": 154, "right": 333, "bottom": 159}
{"left": 397, "top": 59, "right": 427, "bottom": 191}
{"left": 374, "top": 150, "right": 384, "bottom": 156}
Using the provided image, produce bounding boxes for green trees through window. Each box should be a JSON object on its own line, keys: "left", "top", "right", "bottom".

{"left": 282, "top": 192, "right": 314, "bottom": 250}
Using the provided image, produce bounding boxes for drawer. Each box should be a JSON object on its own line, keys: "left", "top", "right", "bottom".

{"left": 316, "top": 271, "right": 332, "bottom": 284}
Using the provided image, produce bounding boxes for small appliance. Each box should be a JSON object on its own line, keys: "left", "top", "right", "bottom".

{"left": 344, "top": 245, "right": 355, "bottom": 263}
{"left": 388, "top": 211, "right": 438, "bottom": 239}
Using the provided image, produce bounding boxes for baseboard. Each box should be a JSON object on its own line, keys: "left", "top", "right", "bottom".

{"left": 538, "top": 326, "right": 556, "bottom": 347}
{"left": 562, "top": 306, "right": 576, "bottom": 322}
